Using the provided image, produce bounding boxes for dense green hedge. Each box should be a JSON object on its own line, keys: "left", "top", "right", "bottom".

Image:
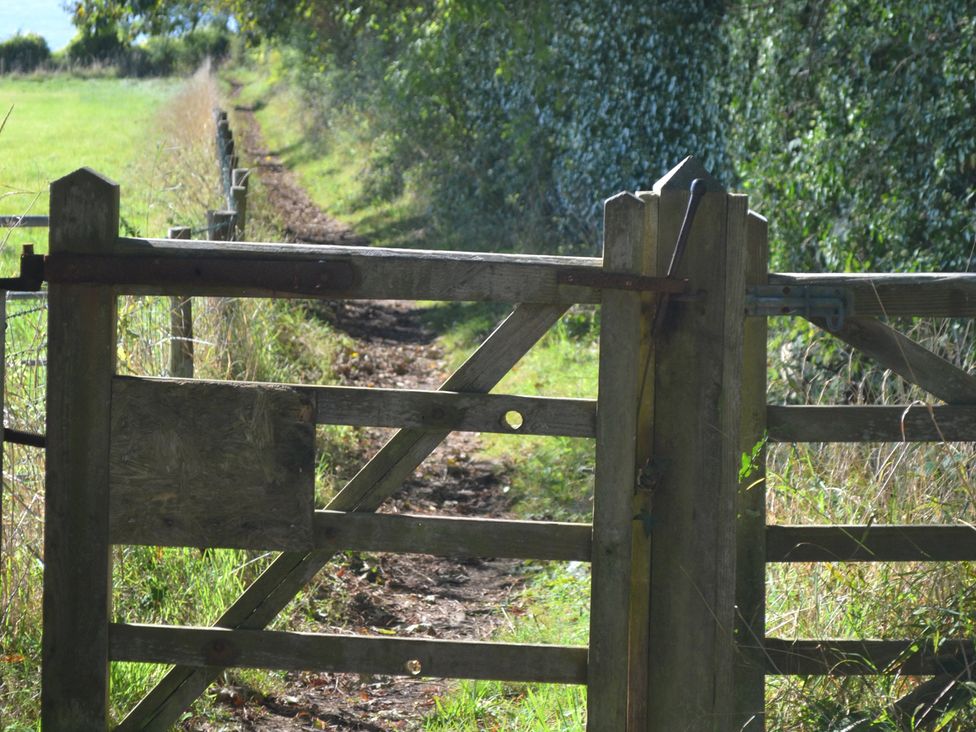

{"left": 0, "top": 33, "right": 51, "bottom": 73}
{"left": 248, "top": 0, "right": 975, "bottom": 270}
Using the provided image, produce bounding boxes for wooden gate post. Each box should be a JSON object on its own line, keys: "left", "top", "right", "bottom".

{"left": 587, "top": 191, "right": 650, "bottom": 730}
{"left": 643, "top": 157, "right": 748, "bottom": 730}
{"left": 42, "top": 168, "right": 119, "bottom": 728}
{"left": 733, "top": 212, "right": 769, "bottom": 729}
{"left": 168, "top": 226, "right": 194, "bottom": 378}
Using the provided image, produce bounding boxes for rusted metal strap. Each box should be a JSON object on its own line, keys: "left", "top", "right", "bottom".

{"left": 43, "top": 253, "right": 358, "bottom": 294}
{"left": 556, "top": 268, "right": 688, "bottom": 294}
{"left": 0, "top": 248, "right": 44, "bottom": 292}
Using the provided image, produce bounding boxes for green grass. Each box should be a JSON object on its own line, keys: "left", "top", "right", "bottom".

{"left": 228, "top": 52, "right": 430, "bottom": 249}
{"left": 0, "top": 75, "right": 183, "bottom": 274}
{"left": 0, "top": 70, "right": 352, "bottom": 728}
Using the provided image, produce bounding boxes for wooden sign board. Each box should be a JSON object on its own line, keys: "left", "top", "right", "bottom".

{"left": 109, "top": 377, "right": 315, "bottom": 551}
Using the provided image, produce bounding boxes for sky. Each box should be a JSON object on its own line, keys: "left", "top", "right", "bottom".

{"left": 0, "top": 0, "right": 76, "bottom": 51}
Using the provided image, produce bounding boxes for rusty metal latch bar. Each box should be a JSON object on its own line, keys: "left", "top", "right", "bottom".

{"left": 557, "top": 269, "right": 688, "bottom": 294}
{"left": 745, "top": 284, "right": 853, "bottom": 330}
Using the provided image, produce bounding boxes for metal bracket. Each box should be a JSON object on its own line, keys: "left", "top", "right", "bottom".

{"left": 0, "top": 247, "right": 45, "bottom": 292}
{"left": 745, "top": 285, "right": 853, "bottom": 330}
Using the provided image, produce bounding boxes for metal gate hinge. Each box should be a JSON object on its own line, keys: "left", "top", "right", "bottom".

{"left": 745, "top": 285, "right": 853, "bottom": 330}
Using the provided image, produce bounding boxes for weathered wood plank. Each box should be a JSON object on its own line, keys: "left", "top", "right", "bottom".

{"left": 646, "top": 164, "right": 745, "bottom": 731}
{"left": 110, "top": 624, "right": 588, "bottom": 684}
{"left": 768, "top": 405, "right": 976, "bottom": 442}
{"left": 769, "top": 272, "right": 976, "bottom": 318}
{"left": 111, "top": 376, "right": 596, "bottom": 438}
{"left": 811, "top": 316, "right": 976, "bottom": 404}
{"left": 314, "top": 511, "right": 591, "bottom": 561}
{"left": 734, "top": 210, "right": 769, "bottom": 731}
{"left": 314, "top": 385, "right": 595, "bottom": 437}
{"left": 764, "top": 637, "right": 976, "bottom": 676}
{"left": 767, "top": 524, "right": 976, "bottom": 562}
{"left": 67, "top": 236, "right": 609, "bottom": 303}
{"left": 118, "top": 303, "right": 567, "bottom": 731}
{"left": 109, "top": 377, "right": 315, "bottom": 551}
{"left": 587, "top": 192, "right": 645, "bottom": 732}
{"left": 41, "top": 168, "right": 118, "bottom": 728}
{"left": 625, "top": 189, "right": 660, "bottom": 731}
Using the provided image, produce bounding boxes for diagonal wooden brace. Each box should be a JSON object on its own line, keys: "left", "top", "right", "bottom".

{"left": 117, "top": 302, "right": 567, "bottom": 731}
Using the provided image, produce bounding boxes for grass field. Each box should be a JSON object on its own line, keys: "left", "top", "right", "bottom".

{"left": 0, "top": 75, "right": 187, "bottom": 274}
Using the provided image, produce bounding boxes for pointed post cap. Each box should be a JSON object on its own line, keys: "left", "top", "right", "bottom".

{"left": 652, "top": 156, "right": 724, "bottom": 194}
{"left": 49, "top": 167, "right": 120, "bottom": 253}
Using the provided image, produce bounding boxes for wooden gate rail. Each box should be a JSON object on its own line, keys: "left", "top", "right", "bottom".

{"left": 114, "top": 375, "right": 597, "bottom": 437}
{"left": 39, "top": 239, "right": 684, "bottom": 303}
{"left": 110, "top": 624, "right": 589, "bottom": 684}
{"left": 767, "top": 524, "right": 976, "bottom": 562}
{"left": 736, "top": 264, "right": 976, "bottom": 728}
{"left": 770, "top": 272, "right": 976, "bottom": 317}
{"left": 763, "top": 638, "right": 976, "bottom": 676}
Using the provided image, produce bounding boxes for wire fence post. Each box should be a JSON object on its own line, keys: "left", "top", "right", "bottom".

{"left": 168, "top": 226, "right": 194, "bottom": 378}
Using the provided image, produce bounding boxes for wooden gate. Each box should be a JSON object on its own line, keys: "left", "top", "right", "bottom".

{"left": 37, "top": 157, "right": 755, "bottom": 730}
{"left": 38, "top": 156, "right": 974, "bottom": 730}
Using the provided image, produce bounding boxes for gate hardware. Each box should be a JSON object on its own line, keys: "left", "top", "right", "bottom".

{"left": 0, "top": 247, "right": 45, "bottom": 292}
{"left": 557, "top": 269, "right": 688, "bottom": 294}
{"left": 745, "top": 285, "right": 853, "bottom": 330}
{"left": 3, "top": 427, "right": 46, "bottom": 448}
{"left": 653, "top": 177, "right": 708, "bottom": 334}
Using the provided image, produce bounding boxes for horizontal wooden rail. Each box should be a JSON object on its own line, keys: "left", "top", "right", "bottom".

{"left": 109, "top": 624, "right": 588, "bottom": 684}
{"left": 0, "top": 214, "right": 48, "bottom": 228}
{"left": 768, "top": 405, "right": 976, "bottom": 442}
{"left": 41, "top": 239, "right": 681, "bottom": 303}
{"left": 769, "top": 272, "right": 976, "bottom": 318}
{"left": 115, "top": 376, "right": 597, "bottom": 438}
{"left": 314, "top": 511, "right": 592, "bottom": 561}
{"left": 764, "top": 637, "right": 976, "bottom": 676}
{"left": 767, "top": 524, "right": 976, "bottom": 562}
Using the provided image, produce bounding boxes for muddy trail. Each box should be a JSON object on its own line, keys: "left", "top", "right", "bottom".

{"left": 194, "top": 93, "right": 526, "bottom": 731}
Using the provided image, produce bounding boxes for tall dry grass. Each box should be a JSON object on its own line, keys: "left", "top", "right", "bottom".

{"left": 765, "top": 318, "right": 976, "bottom": 729}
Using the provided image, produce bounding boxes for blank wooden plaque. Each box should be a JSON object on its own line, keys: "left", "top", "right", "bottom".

{"left": 109, "top": 377, "right": 315, "bottom": 551}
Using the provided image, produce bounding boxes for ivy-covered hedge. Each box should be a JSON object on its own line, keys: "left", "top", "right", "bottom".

{"left": 263, "top": 0, "right": 974, "bottom": 270}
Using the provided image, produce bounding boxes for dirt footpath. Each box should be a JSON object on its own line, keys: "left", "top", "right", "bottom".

{"left": 195, "top": 93, "right": 524, "bottom": 732}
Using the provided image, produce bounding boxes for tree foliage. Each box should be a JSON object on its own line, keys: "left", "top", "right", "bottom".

{"left": 80, "top": 0, "right": 976, "bottom": 268}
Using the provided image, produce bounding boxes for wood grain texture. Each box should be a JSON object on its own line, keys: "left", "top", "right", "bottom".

{"left": 314, "top": 511, "right": 591, "bottom": 560}
{"left": 110, "top": 624, "right": 588, "bottom": 684}
{"left": 626, "top": 190, "right": 660, "bottom": 731}
{"left": 41, "top": 168, "right": 118, "bottom": 729}
{"left": 769, "top": 272, "right": 976, "bottom": 317}
{"left": 118, "top": 303, "right": 567, "bottom": 731}
{"left": 768, "top": 405, "right": 976, "bottom": 442}
{"left": 646, "top": 178, "right": 745, "bottom": 731}
{"left": 312, "top": 384, "right": 595, "bottom": 436}
{"left": 767, "top": 524, "right": 976, "bottom": 562}
{"left": 107, "top": 377, "right": 595, "bottom": 438}
{"left": 810, "top": 316, "right": 976, "bottom": 404}
{"left": 587, "top": 192, "right": 644, "bottom": 732}
{"left": 764, "top": 637, "right": 976, "bottom": 676}
{"left": 92, "top": 236, "right": 605, "bottom": 303}
{"left": 109, "top": 377, "right": 315, "bottom": 551}
{"left": 734, "top": 210, "right": 769, "bottom": 731}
